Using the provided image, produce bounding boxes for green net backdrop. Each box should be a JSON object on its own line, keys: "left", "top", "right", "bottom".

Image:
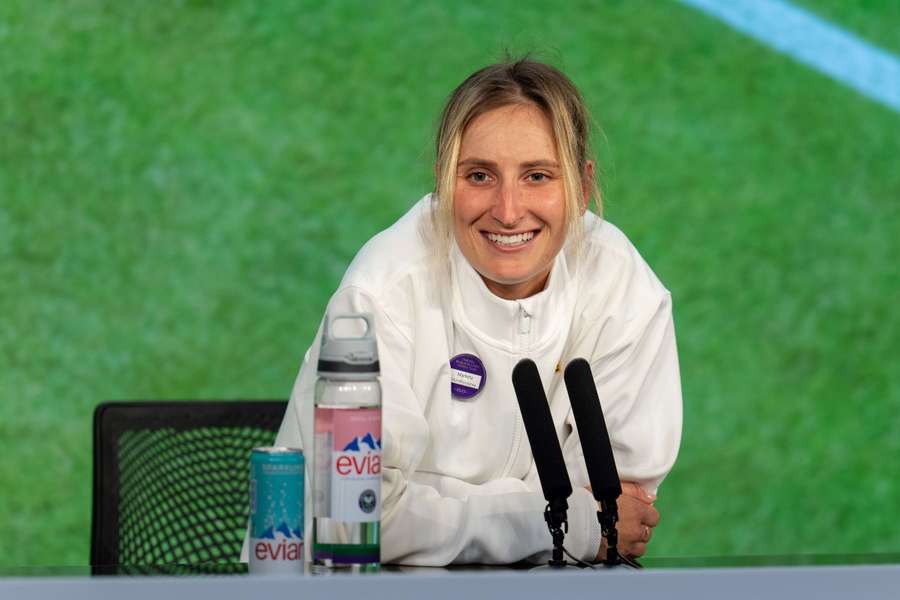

{"left": 115, "top": 427, "right": 275, "bottom": 564}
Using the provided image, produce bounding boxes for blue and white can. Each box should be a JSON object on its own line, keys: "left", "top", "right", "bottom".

{"left": 249, "top": 447, "right": 304, "bottom": 574}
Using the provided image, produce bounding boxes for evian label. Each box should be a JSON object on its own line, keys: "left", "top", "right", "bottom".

{"left": 315, "top": 407, "right": 381, "bottom": 522}
{"left": 250, "top": 523, "right": 304, "bottom": 573}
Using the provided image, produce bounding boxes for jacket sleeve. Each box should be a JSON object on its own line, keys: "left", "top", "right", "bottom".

{"left": 563, "top": 290, "right": 682, "bottom": 495}
{"left": 273, "top": 286, "right": 602, "bottom": 566}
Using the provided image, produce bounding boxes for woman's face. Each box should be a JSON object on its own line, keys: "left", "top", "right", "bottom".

{"left": 453, "top": 103, "right": 574, "bottom": 300}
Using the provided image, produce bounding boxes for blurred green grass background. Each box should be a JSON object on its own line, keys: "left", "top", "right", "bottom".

{"left": 2, "top": 0, "right": 898, "bottom": 566}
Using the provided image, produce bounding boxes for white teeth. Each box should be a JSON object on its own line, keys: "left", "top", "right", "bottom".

{"left": 486, "top": 231, "right": 535, "bottom": 246}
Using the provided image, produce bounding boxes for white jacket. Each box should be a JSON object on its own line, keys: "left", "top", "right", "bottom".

{"left": 274, "top": 195, "right": 682, "bottom": 566}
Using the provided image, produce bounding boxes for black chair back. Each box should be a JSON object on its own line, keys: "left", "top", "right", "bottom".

{"left": 91, "top": 400, "right": 288, "bottom": 566}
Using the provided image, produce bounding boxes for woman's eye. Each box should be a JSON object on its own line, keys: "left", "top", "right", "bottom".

{"left": 528, "top": 172, "right": 548, "bottom": 182}
{"left": 468, "top": 171, "right": 490, "bottom": 183}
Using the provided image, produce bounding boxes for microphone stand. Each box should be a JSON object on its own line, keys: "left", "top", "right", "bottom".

{"left": 597, "top": 498, "right": 620, "bottom": 567}
{"left": 543, "top": 498, "right": 569, "bottom": 568}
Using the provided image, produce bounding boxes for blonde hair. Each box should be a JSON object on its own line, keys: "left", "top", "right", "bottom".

{"left": 430, "top": 57, "right": 602, "bottom": 259}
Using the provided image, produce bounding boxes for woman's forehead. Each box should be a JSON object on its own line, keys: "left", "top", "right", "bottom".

{"left": 459, "top": 104, "right": 558, "bottom": 163}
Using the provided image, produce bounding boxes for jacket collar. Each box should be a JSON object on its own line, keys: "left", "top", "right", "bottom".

{"left": 449, "top": 241, "right": 575, "bottom": 352}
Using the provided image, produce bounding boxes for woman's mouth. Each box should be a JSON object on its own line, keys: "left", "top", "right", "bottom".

{"left": 483, "top": 230, "right": 538, "bottom": 249}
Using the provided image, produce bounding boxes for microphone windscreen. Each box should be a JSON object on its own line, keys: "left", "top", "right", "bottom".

{"left": 512, "top": 359, "right": 573, "bottom": 503}
{"left": 564, "top": 358, "right": 622, "bottom": 502}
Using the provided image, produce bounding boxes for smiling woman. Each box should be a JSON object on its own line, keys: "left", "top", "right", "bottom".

{"left": 264, "top": 57, "right": 682, "bottom": 567}
{"left": 452, "top": 104, "right": 579, "bottom": 300}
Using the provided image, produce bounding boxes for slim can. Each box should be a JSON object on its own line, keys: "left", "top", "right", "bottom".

{"left": 249, "top": 447, "right": 304, "bottom": 574}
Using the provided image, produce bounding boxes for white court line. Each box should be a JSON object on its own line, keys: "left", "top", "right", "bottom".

{"left": 678, "top": 0, "right": 900, "bottom": 112}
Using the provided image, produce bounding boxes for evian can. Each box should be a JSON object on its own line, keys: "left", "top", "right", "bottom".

{"left": 249, "top": 447, "right": 304, "bottom": 574}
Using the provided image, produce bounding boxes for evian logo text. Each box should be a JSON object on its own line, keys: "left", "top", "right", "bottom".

{"left": 336, "top": 452, "right": 381, "bottom": 476}
{"left": 254, "top": 540, "right": 302, "bottom": 561}
{"left": 335, "top": 432, "right": 381, "bottom": 477}
{"left": 253, "top": 522, "right": 303, "bottom": 562}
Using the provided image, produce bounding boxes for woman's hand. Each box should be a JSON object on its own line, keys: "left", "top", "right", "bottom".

{"left": 590, "top": 481, "right": 660, "bottom": 561}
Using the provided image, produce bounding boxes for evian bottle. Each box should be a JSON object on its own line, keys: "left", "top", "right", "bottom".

{"left": 312, "top": 313, "right": 381, "bottom": 573}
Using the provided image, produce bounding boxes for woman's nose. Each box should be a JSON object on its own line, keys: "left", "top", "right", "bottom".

{"left": 490, "top": 181, "right": 525, "bottom": 228}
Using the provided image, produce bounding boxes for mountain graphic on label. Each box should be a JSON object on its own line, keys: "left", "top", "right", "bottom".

{"left": 258, "top": 522, "right": 302, "bottom": 540}
{"left": 276, "top": 522, "right": 293, "bottom": 539}
{"left": 342, "top": 432, "right": 381, "bottom": 452}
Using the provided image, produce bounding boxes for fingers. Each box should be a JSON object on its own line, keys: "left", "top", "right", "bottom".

{"left": 613, "top": 495, "right": 660, "bottom": 558}
{"left": 620, "top": 481, "right": 656, "bottom": 505}
{"left": 644, "top": 504, "right": 661, "bottom": 527}
{"left": 628, "top": 542, "right": 647, "bottom": 559}
{"left": 620, "top": 481, "right": 641, "bottom": 497}
{"left": 614, "top": 524, "right": 648, "bottom": 558}
{"left": 593, "top": 483, "right": 662, "bottom": 561}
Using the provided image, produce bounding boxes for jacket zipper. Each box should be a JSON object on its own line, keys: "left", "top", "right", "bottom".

{"left": 501, "top": 304, "right": 532, "bottom": 477}
{"left": 518, "top": 304, "right": 532, "bottom": 335}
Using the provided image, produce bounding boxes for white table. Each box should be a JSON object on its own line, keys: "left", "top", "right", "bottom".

{"left": 3, "top": 564, "right": 900, "bottom": 600}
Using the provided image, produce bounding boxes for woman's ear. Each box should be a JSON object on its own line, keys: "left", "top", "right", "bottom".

{"left": 580, "top": 161, "right": 595, "bottom": 214}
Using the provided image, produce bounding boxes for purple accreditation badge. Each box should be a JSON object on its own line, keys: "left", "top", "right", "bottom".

{"left": 450, "top": 353, "right": 487, "bottom": 399}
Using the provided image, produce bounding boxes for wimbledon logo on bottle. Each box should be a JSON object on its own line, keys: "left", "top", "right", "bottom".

{"left": 332, "top": 412, "right": 382, "bottom": 522}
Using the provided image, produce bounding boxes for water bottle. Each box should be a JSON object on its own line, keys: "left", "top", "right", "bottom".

{"left": 311, "top": 313, "right": 382, "bottom": 573}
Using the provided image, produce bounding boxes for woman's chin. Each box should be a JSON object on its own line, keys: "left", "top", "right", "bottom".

{"left": 479, "top": 270, "right": 549, "bottom": 300}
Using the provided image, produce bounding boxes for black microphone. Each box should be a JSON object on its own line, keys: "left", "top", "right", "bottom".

{"left": 512, "top": 358, "right": 572, "bottom": 567}
{"left": 564, "top": 358, "right": 623, "bottom": 566}
{"left": 563, "top": 358, "right": 621, "bottom": 502}
{"left": 512, "top": 359, "right": 572, "bottom": 503}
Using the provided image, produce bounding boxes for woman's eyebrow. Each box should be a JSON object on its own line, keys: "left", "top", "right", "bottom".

{"left": 457, "top": 158, "right": 497, "bottom": 168}
{"left": 520, "top": 160, "right": 560, "bottom": 169}
{"left": 457, "top": 158, "right": 560, "bottom": 169}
